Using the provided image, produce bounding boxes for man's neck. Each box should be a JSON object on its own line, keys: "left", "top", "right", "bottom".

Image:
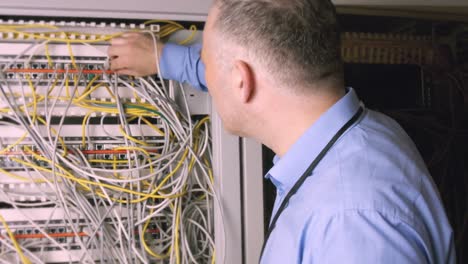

{"left": 258, "top": 89, "right": 345, "bottom": 157}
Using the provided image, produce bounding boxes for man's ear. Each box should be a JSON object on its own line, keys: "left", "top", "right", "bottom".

{"left": 232, "top": 60, "right": 255, "bottom": 103}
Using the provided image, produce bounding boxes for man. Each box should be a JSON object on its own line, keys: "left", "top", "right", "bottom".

{"left": 108, "top": 0, "right": 455, "bottom": 263}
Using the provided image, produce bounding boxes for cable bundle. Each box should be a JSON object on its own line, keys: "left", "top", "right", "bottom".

{"left": 0, "top": 20, "right": 215, "bottom": 264}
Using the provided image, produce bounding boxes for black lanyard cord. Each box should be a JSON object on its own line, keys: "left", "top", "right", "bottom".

{"left": 259, "top": 107, "right": 364, "bottom": 261}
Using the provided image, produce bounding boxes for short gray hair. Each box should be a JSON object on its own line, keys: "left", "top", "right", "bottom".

{"left": 213, "top": 0, "right": 343, "bottom": 92}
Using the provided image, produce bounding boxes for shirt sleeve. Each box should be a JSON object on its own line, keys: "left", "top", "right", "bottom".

{"left": 159, "top": 43, "right": 207, "bottom": 92}
{"left": 302, "top": 210, "right": 430, "bottom": 264}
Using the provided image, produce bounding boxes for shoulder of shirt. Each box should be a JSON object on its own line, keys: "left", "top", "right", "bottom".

{"left": 297, "top": 109, "right": 429, "bottom": 230}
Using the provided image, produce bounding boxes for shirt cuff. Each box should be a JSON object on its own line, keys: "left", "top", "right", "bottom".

{"left": 159, "top": 43, "right": 207, "bottom": 92}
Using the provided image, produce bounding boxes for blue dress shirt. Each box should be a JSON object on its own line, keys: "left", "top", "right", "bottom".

{"left": 160, "top": 44, "right": 456, "bottom": 264}
{"left": 160, "top": 43, "right": 207, "bottom": 92}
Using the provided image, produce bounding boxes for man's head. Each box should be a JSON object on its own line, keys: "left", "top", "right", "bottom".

{"left": 202, "top": 0, "right": 344, "bottom": 137}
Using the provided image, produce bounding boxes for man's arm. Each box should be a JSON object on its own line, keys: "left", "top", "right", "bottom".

{"left": 160, "top": 43, "right": 207, "bottom": 92}
{"left": 107, "top": 32, "right": 207, "bottom": 91}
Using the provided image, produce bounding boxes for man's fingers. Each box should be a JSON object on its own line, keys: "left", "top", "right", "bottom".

{"left": 121, "top": 32, "right": 141, "bottom": 38}
{"left": 111, "top": 32, "right": 143, "bottom": 45}
{"left": 110, "top": 37, "right": 128, "bottom": 45}
{"left": 107, "top": 32, "right": 157, "bottom": 76}
{"left": 107, "top": 45, "right": 119, "bottom": 58}
{"left": 115, "top": 69, "right": 139, "bottom": 77}
{"left": 108, "top": 59, "right": 121, "bottom": 71}
{"left": 107, "top": 44, "right": 126, "bottom": 58}
{"left": 109, "top": 57, "right": 130, "bottom": 71}
{"left": 107, "top": 43, "right": 136, "bottom": 58}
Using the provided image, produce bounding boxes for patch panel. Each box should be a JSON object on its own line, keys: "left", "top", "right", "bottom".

{"left": 0, "top": 207, "right": 169, "bottom": 263}
{"left": 341, "top": 32, "right": 435, "bottom": 65}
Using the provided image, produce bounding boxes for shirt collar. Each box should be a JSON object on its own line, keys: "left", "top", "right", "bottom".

{"left": 265, "top": 88, "right": 362, "bottom": 194}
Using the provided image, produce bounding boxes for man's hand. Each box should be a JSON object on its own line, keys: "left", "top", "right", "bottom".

{"left": 108, "top": 32, "right": 164, "bottom": 77}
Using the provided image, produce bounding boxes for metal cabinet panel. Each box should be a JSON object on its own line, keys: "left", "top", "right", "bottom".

{"left": 0, "top": 0, "right": 213, "bottom": 21}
